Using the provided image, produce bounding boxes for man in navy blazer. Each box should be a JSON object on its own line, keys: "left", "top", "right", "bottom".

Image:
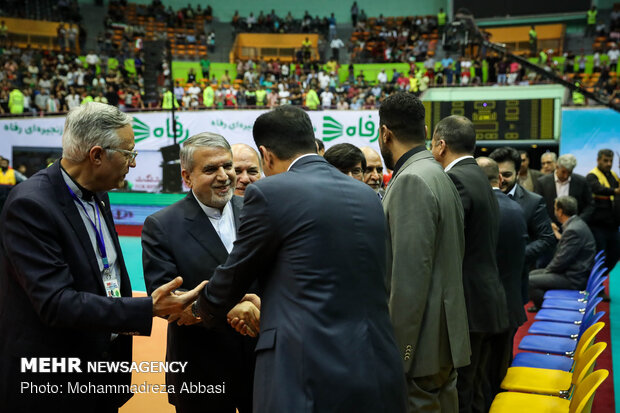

{"left": 477, "top": 156, "right": 528, "bottom": 408}
{"left": 196, "top": 105, "right": 407, "bottom": 413}
{"left": 0, "top": 103, "right": 202, "bottom": 412}
{"left": 142, "top": 133, "right": 257, "bottom": 413}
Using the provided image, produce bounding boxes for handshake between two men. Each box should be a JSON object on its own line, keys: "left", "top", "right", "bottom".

{"left": 154, "top": 277, "right": 261, "bottom": 337}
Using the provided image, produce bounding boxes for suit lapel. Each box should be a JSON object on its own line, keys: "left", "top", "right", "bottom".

{"left": 184, "top": 193, "right": 229, "bottom": 264}
{"left": 231, "top": 195, "right": 243, "bottom": 230}
{"left": 51, "top": 162, "right": 106, "bottom": 293}
{"left": 384, "top": 150, "right": 433, "bottom": 199}
{"left": 546, "top": 176, "right": 557, "bottom": 199}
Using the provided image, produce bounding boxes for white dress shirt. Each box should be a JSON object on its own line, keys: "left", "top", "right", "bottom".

{"left": 193, "top": 191, "right": 237, "bottom": 253}
{"left": 554, "top": 172, "right": 571, "bottom": 198}
{"left": 444, "top": 155, "right": 474, "bottom": 172}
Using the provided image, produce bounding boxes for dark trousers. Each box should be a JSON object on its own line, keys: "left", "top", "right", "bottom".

{"left": 529, "top": 269, "right": 573, "bottom": 308}
{"left": 483, "top": 328, "right": 517, "bottom": 411}
{"left": 591, "top": 226, "right": 620, "bottom": 275}
{"left": 331, "top": 48, "right": 340, "bottom": 63}
{"left": 457, "top": 332, "right": 490, "bottom": 413}
{"left": 407, "top": 365, "right": 458, "bottom": 412}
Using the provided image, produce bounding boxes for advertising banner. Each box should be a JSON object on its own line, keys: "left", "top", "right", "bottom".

{"left": 1, "top": 110, "right": 383, "bottom": 192}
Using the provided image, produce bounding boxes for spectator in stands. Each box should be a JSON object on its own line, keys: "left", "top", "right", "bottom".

{"left": 528, "top": 196, "right": 596, "bottom": 310}
{"left": 586, "top": 6, "right": 598, "bottom": 37}
{"left": 330, "top": 35, "right": 344, "bottom": 63}
{"left": 0, "top": 21, "right": 8, "bottom": 47}
{"left": 529, "top": 25, "right": 537, "bottom": 56}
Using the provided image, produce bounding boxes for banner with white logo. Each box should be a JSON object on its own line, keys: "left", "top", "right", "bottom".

{"left": 0, "top": 110, "right": 383, "bottom": 193}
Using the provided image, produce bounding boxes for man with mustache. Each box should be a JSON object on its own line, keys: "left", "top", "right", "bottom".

{"left": 142, "top": 133, "right": 259, "bottom": 413}
{"left": 232, "top": 143, "right": 262, "bottom": 197}
{"left": 360, "top": 146, "right": 385, "bottom": 198}
{"left": 0, "top": 102, "right": 202, "bottom": 411}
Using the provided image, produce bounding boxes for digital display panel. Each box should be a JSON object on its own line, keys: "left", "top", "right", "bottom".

{"left": 423, "top": 99, "right": 555, "bottom": 140}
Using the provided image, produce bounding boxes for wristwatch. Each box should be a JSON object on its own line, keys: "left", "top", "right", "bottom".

{"left": 191, "top": 300, "right": 199, "bottom": 318}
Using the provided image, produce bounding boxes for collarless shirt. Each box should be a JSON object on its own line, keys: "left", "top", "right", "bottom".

{"left": 444, "top": 155, "right": 474, "bottom": 172}
{"left": 392, "top": 145, "right": 427, "bottom": 176}
{"left": 192, "top": 191, "right": 236, "bottom": 253}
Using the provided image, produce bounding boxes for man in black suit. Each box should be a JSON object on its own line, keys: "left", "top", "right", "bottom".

{"left": 529, "top": 196, "right": 597, "bottom": 308}
{"left": 196, "top": 106, "right": 407, "bottom": 413}
{"left": 534, "top": 153, "right": 594, "bottom": 225}
{"left": 0, "top": 102, "right": 203, "bottom": 412}
{"left": 477, "top": 156, "right": 528, "bottom": 408}
{"left": 431, "top": 115, "right": 508, "bottom": 413}
{"left": 142, "top": 133, "right": 258, "bottom": 413}
{"left": 489, "top": 147, "right": 556, "bottom": 306}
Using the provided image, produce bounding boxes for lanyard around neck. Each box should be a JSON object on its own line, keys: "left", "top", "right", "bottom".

{"left": 65, "top": 183, "right": 110, "bottom": 270}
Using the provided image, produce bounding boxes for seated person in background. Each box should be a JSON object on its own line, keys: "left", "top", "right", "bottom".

{"left": 324, "top": 143, "right": 366, "bottom": 182}
{"left": 528, "top": 195, "right": 596, "bottom": 311}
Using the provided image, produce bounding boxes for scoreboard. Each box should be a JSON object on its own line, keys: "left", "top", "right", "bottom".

{"left": 423, "top": 99, "right": 556, "bottom": 140}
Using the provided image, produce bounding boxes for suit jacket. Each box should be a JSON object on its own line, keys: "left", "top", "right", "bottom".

{"left": 383, "top": 150, "right": 470, "bottom": 378}
{"left": 586, "top": 170, "right": 620, "bottom": 227}
{"left": 512, "top": 184, "right": 556, "bottom": 264}
{"left": 511, "top": 184, "right": 556, "bottom": 302}
{"left": 534, "top": 172, "right": 594, "bottom": 224}
{"left": 142, "top": 193, "right": 255, "bottom": 411}
{"left": 547, "top": 215, "right": 596, "bottom": 289}
{"left": 447, "top": 158, "right": 508, "bottom": 334}
{"left": 0, "top": 161, "right": 152, "bottom": 411}
{"left": 197, "top": 155, "right": 407, "bottom": 413}
{"left": 494, "top": 190, "right": 528, "bottom": 328}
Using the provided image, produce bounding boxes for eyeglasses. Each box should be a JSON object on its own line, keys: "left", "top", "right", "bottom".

{"left": 104, "top": 147, "right": 138, "bottom": 162}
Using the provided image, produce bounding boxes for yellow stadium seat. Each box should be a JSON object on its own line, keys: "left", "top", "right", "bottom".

{"left": 500, "top": 342, "right": 606, "bottom": 395}
{"left": 490, "top": 369, "right": 608, "bottom": 413}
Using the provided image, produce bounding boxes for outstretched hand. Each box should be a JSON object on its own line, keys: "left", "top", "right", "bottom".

{"left": 152, "top": 277, "right": 208, "bottom": 318}
{"left": 227, "top": 301, "right": 260, "bottom": 337}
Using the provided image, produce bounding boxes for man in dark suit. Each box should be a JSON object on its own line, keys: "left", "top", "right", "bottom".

{"left": 431, "top": 115, "right": 508, "bottom": 413}
{"left": 0, "top": 102, "right": 203, "bottom": 412}
{"left": 142, "top": 133, "right": 258, "bottom": 413}
{"left": 534, "top": 153, "right": 594, "bottom": 225}
{"left": 518, "top": 150, "right": 543, "bottom": 192}
{"left": 529, "top": 196, "right": 597, "bottom": 308}
{"left": 379, "top": 94, "right": 470, "bottom": 412}
{"left": 477, "top": 156, "right": 528, "bottom": 408}
{"left": 489, "top": 147, "right": 556, "bottom": 306}
{"left": 196, "top": 105, "right": 407, "bottom": 413}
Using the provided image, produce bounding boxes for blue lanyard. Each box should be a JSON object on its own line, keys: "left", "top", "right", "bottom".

{"left": 65, "top": 184, "right": 110, "bottom": 270}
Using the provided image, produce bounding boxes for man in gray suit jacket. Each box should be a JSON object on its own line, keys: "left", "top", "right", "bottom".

{"left": 379, "top": 93, "right": 470, "bottom": 412}
{"left": 529, "top": 196, "right": 597, "bottom": 308}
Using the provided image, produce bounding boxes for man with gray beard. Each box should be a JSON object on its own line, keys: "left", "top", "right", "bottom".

{"left": 142, "top": 133, "right": 259, "bottom": 413}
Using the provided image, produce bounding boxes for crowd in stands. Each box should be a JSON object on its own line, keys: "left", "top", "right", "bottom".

{"left": 231, "top": 10, "right": 336, "bottom": 38}
{"left": 0, "top": 0, "right": 82, "bottom": 23}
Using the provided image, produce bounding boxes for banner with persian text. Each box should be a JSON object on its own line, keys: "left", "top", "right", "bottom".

{"left": 1, "top": 110, "right": 383, "bottom": 192}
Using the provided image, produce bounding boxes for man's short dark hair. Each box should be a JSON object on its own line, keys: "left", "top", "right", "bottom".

{"left": 315, "top": 138, "right": 325, "bottom": 152}
{"left": 519, "top": 150, "right": 530, "bottom": 160}
{"left": 379, "top": 92, "right": 426, "bottom": 144}
{"left": 555, "top": 196, "right": 578, "bottom": 217}
{"left": 489, "top": 146, "right": 521, "bottom": 172}
{"left": 324, "top": 143, "right": 367, "bottom": 171}
{"left": 253, "top": 105, "right": 317, "bottom": 160}
{"left": 433, "top": 115, "right": 476, "bottom": 155}
{"left": 598, "top": 149, "right": 614, "bottom": 159}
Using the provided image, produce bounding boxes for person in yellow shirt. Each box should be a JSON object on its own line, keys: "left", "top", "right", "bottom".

{"left": 302, "top": 37, "right": 312, "bottom": 61}
{"left": 305, "top": 87, "right": 320, "bottom": 110}
{"left": 255, "top": 85, "right": 267, "bottom": 107}
{"left": 8, "top": 89, "right": 24, "bottom": 114}
{"left": 162, "top": 90, "right": 180, "bottom": 109}
{"left": 203, "top": 84, "right": 215, "bottom": 108}
{"left": 0, "top": 157, "right": 16, "bottom": 186}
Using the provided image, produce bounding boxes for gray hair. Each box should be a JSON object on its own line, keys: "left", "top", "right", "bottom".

{"left": 541, "top": 152, "right": 557, "bottom": 162}
{"left": 555, "top": 196, "right": 578, "bottom": 217}
{"left": 180, "top": 132, "right": 231, "bottom": 171}
{"left": 557, "top": 154, "right": 577, "bottom": 171}
{"left": 62, "top": 102, "right": 133, "bottom": 162}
